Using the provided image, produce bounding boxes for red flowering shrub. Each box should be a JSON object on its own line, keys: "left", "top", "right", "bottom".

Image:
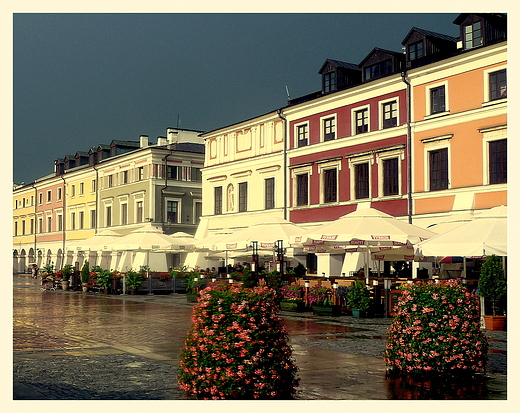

{"left": 383, "top": 279, "right": 488, "bottom": 375}
{"left": 178, "top": 284, "right": 299, "bottom": 399}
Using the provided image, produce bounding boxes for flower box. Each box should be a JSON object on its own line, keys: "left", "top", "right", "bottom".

{"left": 483, "top": 315, "right": 506, "bottom": 331}
{"left": 280, "top": 300, "right": 305, "bottom": 312}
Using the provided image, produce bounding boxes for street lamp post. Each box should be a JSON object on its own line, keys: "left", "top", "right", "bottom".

{"left": 276, "top": 240, "right": 285, "bottom": 282}
{"left": 251, "top": 241, "right": 259, "bottom": 284}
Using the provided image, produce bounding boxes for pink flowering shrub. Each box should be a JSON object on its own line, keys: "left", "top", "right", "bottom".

{"left": 383, "top": 279, "right": 488, "bottom": 375}
{"left": 308, "top": 285, "right": 333, "bottom": 305}
{"left": 178, "top": 284, "right": 300, "bottom": 399}
{"left": 280, "top": 284, "right": 303, "bottom": 302}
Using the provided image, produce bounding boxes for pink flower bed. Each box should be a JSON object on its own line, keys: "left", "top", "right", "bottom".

{"left": 384, "top": 279, "right": 488, "bottom": 375}
{"left": 178, "top": 283, "right": 300, "bottom": 399}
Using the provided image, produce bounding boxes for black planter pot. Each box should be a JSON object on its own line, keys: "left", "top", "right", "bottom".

{"left": 280, "top": 301, "right": 306, "bottom": 312}
{"left": 312, "top": 304, "right": 342, "bottom": 316}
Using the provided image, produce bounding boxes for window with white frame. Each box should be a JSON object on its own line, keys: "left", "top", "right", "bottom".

{"left": 47, "top": 216, "right": 52, "bottom": 233}
{"left": 38, "top": 217, "right": 43, "bottom": 233}
{"left": 348, "top": 154, "right": 373, "bottom": 200}
{"left": 238, "top": 182, "right": 248, "bottom": 212}
{"left": 296, "top": 173, "right": 309, "bottom": 206}
{"left": 353, "top": 107, "right": 369, "bottom": 135}
{"left": 481, "top": 127, "right": 507, "bottom": 186}
{"left": 57, "top": 187, "right": 62, "bottom": 201}
{"left": 214, "top": 186, "right": 223, "bottom": 215}
{"left": 323, "top": 168, "right": 337, "bottom": 203}
{"left": 71, "top": 212, "right": 76, "bottom": 230}
{"left": 429, "top": 148, "right": 449, "bottom": 191}
{"left": 38, "top": 192, "right": 43, "bottom": 204}
{"left": 166, "top": 200, "right": 179, "bottom": 223}
{"left": 136, "top": 201, "right": 143, "bottom": 223}
{"left": 105, "top": 206, "right": 112, "bottom": 227}
{"left": 79, "top": 211, "right": 84, "bottom": 229}
{"left": 265, "top": 178, "right": 275, "bottom": 210}
{"left": 195, "top": 202, "right": 202, "bottom": 224}
{"left": 91, "top": 179, "right": 96, "bottom": 193}
{"left": 71, "top": 185, "right": 76, "bottom": 197}
{"left": 57, "top": 214, "right": 63, "bottom": 231}
{"left": 46, "top": 190, "right": 52, "bottom": 203}
{"left": 121, "top": 203, "right": 128, "bottom": 225}
{"left": 295, "top": 123, "right": 309, "bottom": 148}
{"left": 380, "top": 99, "right": 398, "bottom": 129}
{"left": 90, "top": 210, "right": 96, "bottom": 229}
{"left": 430, "top": 85, "right": 446, "bottom": 114}
{"left": 322, "top": 116, "right": 336, "bottom": 141}
{"left": 489, "top": 69, "right": 507, "bottom": 101}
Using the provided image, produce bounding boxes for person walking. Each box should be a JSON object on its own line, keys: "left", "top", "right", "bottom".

{"left": 31, "top": 264, "right": 39, "bottom": 279}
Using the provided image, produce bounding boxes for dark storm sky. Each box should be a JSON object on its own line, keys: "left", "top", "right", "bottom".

{"left": 13, "top": 13, "right": 461, "bottom": 184}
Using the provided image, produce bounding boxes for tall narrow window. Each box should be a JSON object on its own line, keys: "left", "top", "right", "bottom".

{"left": 489, "top": 69, "right": 507, "bottom": 101}
{"left": 214, "top": 186, "right": 223, "bottom": 215}
{"left": 195, "top": 202, "right": 202, "bottom": 224}
{"left": 38, "top": 218, "right": 43, "bottom": 233}
{"left": 355, "top": 163, "right": 370, "bottom": 199}
{"left": 383, "top": 158, "right": 399, "bottom": 196}
{"left": 47, "top": 216, "right": 52, "bottom": 233}
{"left": 121, "top": 204, "right": 128, "bottom": 225}
{"left": 167, "top": 201, "right": 178, "bottom": 223}
{"left": 79, "top": 211, "right": 84, "bottom": 229}
{"left": 382, "top": 101, "right": 398, "bottom": 129}
{"left": 71, "top": 212, "right": 76, "bottom": 230}
{"left": 30, "top": 218, "right": 34, "bottom": 234}
{"left": 79, "top": 182, "right": 84, "bottom": 195}
{"left": 57, "top": 215, "right": 63, "bottom": 231}
{"left": 323, "top": 169, "right": 337, "bottom": 203}
{"left": 297, "top": 124, "right": 308, "bottom": 148}
{"left": 57, "top": 187, "right": 62, "bottom": 201}
{"left": 408, "top": 41, "right": 424, "bottom": 60}
{"left": 464, "top": 21, "right": 482, "bottom": 49}
{"left": 489, "top": 139, "right": 507, "bottom": 184}
{"left": 90, "top": 210, "right": 96, "bottom": 229}
{"left": 136, "top": 202, "right": 143, "bottom": 223}
{"left": 14, "top": 221, "right": 18, "bottom": 236}
{"left": 137, "top": 167, "right": 144, "bottom": 181}
{"left": 91, "top": 179, "right": 96, "bottom": 192}
{"left": 265, "top": 178, "right": 275, "bottom": 210}
{"left": 429, "top": 148, "right": 448, "bottom": 191}
{"left": 22, "top": 220, "right": 26, "bottom": 235}
{"left": 107, "top": 175, "right": 113, "bottom": 188}
{"left": 238, "top": 182, "right": 248, "bottom": 212}
{"left": 296, "top": 174, "right": 309, "bottom": 206}
{"left": 47, "top": 190, "right": 52, "bottom": 202}
{"left": 71, "top": 185, "right": 76, "bottom": 197}
{"left": 355, "top": 109, "right": 369, "bottom": 134}
{"left": 323, "top": 117, "right": 336, "bottom": 141}
{"left": 323, "top": 72, "right": 336, "bottom": 92}
{"left": 106, "top": 206, "right": 112, "bottom": 227}
{"left": 122, "top": 170, "right": 129, "bottom": 184}
{"left": 430, "top": 86, "right": 446, "bottom": 114}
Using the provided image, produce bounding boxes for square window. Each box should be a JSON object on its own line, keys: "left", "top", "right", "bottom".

{"left": 408, "top": 41, "right": 424, "bottom": 60}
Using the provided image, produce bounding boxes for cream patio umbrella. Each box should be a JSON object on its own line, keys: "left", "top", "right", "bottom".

{"left": 294, "top": 207, "right": 437, "bottom": 281}
{"left": 416, "top": 205, "right": 507, "bottom": 258}
{"left": 65, "top": 229, "right": 122, "bottom": 268}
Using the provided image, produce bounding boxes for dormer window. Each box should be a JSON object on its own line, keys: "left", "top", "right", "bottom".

{"left": 364, "top": 59, "right": 392, "bottom": 81}
{"left": 323, "top": 72, "right": 336, "bottom": 93}
{"left": 464, "top": 21, "right": 482, "bottom": 49}
{"left": 408, "top": 41, "right": 424, "bottom": 60}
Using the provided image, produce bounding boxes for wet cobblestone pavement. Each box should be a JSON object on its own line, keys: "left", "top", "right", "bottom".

{"left": 12, "top": 274, "right": 507, "bottom": 401}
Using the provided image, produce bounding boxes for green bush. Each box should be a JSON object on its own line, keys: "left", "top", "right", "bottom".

{"left": 478, "top": 255, "right": 507, "bottom": 316}
{"left": 125, "top": 269, "right": 144, "bottom": 290}
{"left": 80, "top": 262, "right": 90, "bottom": 284}
{"left": 178, "top": 284, "right": 299, "bottom": 399}
{"left": 383, "top": 279, "right": 488, "bottom": 375}
{"left": 347, "top": 280, "right": 371, "bottom": 311}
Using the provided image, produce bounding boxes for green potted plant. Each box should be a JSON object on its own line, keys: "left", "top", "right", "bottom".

{"left": 478, "top": 254, "right": 507, "bottom": 330}
{"left": 80, "top": 262, "right": 90, "bottom": 292}
{"left": 279, "top": 284, "right": 305, "bottom": 312}
{"left": 60, "top": 264, "right": 73, "bottom": 291}
{"left": 96, "top": 269, "right": 112, "bottom": 293}
{"left": 347, "top": 280, "right": 371, "bottom": 318}
{"left": 125, "top": 269, "right": 144, "bottom": 295}
{"left": 185, "top": 271, "right": 204, "bottom": 302}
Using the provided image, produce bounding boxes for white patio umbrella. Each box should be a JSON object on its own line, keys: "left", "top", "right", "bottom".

{"left": 211, "top": 216, "right": 304, "bottom": 252}
{"left": 294, "top": 207, "right": 437, "bottom": 281}
{"left": 416, "top": 205, "right": 507, "bottom": 258}
{"left": 65, "top": 229, "right": 122, "bottom": 268}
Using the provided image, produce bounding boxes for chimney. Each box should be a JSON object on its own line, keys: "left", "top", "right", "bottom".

{"left": 140, "top": 135, "right": 149, "bottom": 148}
{"left": 167, "top": 127, "right": 178, "bottom": 144}
{"left": 157, "top": 137, "right": 168, "bottom": 146}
